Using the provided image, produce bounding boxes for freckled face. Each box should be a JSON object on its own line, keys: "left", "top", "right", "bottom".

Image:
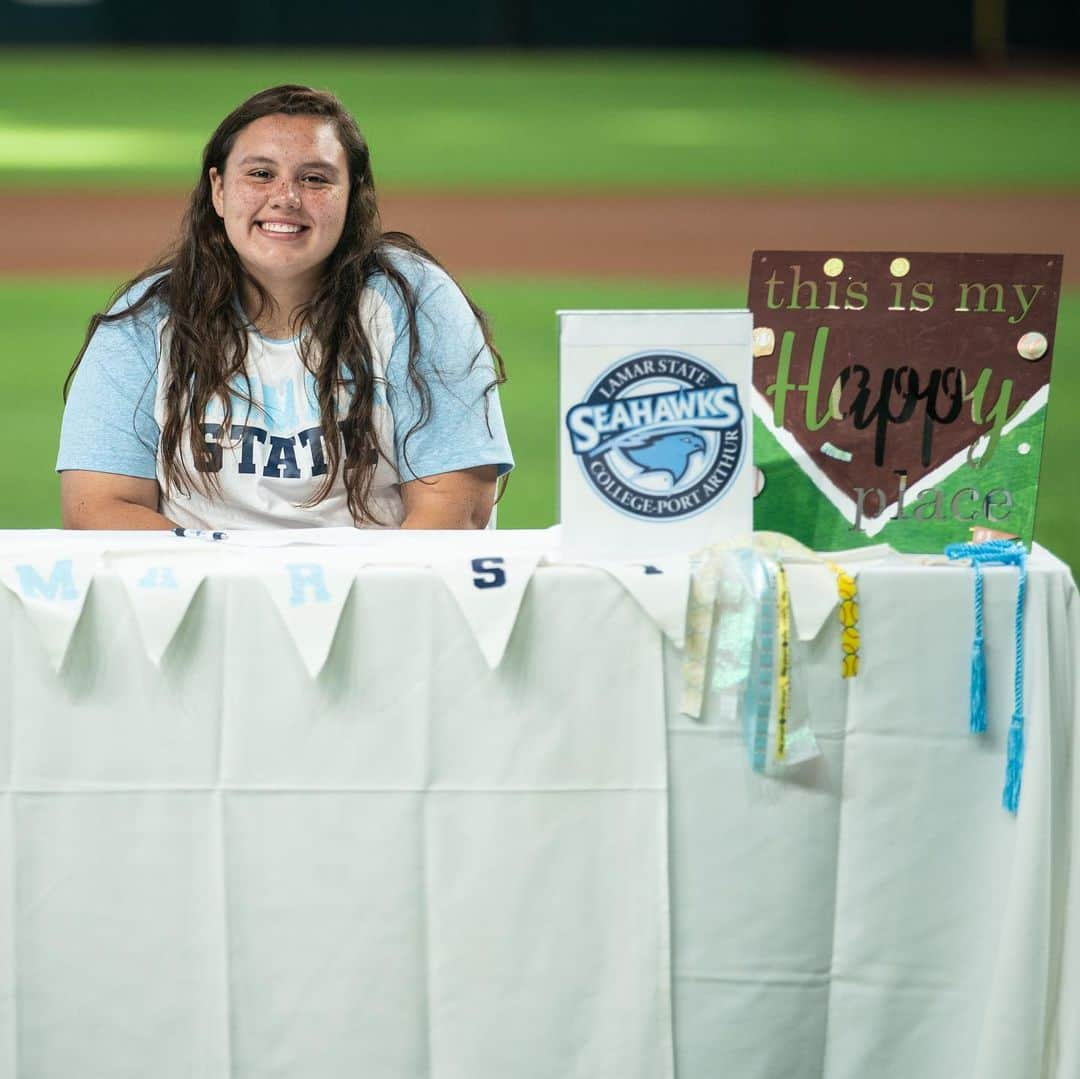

{"left": 209, "top": 113, "right": 349, "bottom": 299}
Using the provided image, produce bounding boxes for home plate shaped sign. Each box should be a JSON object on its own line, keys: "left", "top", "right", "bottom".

{"left": 748, "top": 252, "right": 1063, "bottom": 552}
{"left": 559, "top": 310, "right": 753, "bottom": 557}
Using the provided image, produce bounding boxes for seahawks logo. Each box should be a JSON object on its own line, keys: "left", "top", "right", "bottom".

{"left": 566, "top": 351, "right": 745, "bottom": 521}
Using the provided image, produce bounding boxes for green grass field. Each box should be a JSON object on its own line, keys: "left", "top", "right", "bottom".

{"left": 1, "top": 50, "right": 1079, "bottom": 190}
{"left": 1, "top": 50, "right": 1076, "bottom": 571}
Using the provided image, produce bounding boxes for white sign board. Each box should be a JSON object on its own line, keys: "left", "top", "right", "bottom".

{"left": 559, "top": 310, "right": 753, "bottom": 557}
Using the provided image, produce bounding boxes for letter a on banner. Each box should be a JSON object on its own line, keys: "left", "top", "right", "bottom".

{"left": 110, "top": 552, "right": 211, "bottom": 666}
{"left": 0, "top": 553, "right": 100, "bottom": 670}
{"left": 432, "top": 553, "right": 541, "bottom": 668}
{"left": 259, "top": 558, "right": 358, "bottom": 678}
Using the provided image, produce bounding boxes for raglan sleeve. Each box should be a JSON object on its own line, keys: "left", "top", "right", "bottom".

{"left": 382, "top": 260, "right": 514, "bottom": 481}
{"left": 56, "top": 291, "right": 162, "bottom": 480}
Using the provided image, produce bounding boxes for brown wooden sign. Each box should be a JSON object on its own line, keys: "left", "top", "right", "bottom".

{"left": 748, "top": 251, "right": 1062, "bottom": 551}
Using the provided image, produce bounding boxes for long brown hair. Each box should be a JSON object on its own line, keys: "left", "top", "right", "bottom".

{"left": 65, "top": 84, "right": 506, "bottom": 523}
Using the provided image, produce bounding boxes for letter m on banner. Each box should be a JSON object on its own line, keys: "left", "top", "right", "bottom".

{"left": 16, "top": 560, "right": 78, "bottom": 601}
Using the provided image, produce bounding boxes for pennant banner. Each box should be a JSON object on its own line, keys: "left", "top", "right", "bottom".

{"left": 109, "top": 552, "right": 212, "bottom": 666}
{"left": 257, "top": 557, "right": 359, "bottom": 678}
{"left": 595, "top": 556, "right": 691, "bottom": 650}
{"left": 0, "top": 552, "right": 100, "bottom": 671}
{"left": 432, "top": 552, "right": 541, "bottom": 668}
{"left": 784, "top": 562, "right": 840, "bottom": 643}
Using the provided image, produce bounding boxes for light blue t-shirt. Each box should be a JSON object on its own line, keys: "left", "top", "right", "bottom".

{"left": 58, "top": 251, "right": 514, "bottom": 529}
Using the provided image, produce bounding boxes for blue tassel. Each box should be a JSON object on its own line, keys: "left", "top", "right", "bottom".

{"left": 969, "top": 636, "right": 987, "bottom": 733}
{"left": 947, "top": 539, "right": 1028, "bottom": 811}
{"left": 1002, "top": 714, "right": 1025, "bottom": 814}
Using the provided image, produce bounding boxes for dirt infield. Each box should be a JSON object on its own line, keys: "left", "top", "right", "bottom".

{"left": 4, "top": 190, "right": 1078, "bottom": 284}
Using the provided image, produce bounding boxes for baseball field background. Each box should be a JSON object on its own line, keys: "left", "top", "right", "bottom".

{"left": 1, "top": 51, "right": 1077, "bottom": 570}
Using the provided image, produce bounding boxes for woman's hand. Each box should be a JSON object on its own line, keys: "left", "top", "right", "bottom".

{"left": 61, "top": 471, "right": 175, "bottom": 530}
{"left": 399, "top": 465, "right": 498, "bottom": 529}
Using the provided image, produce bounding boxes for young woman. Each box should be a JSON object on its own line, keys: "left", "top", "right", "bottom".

{"left": 58, "top": 85, "right": 513, "bottom": 530}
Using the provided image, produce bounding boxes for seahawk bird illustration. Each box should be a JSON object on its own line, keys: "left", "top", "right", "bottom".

{"left": 618, "top": 428, "right": 707, "bottom": 486}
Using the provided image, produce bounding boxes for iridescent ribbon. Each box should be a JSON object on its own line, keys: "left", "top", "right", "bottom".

{"left": 730, "top": 550, "right": 776, "bottom": 772}
{"left": 945, "top": 540, "right": 1029, "bottom": 813}
{"left": 684, "top": 543, "right": 826, "bottom": 774}
{"left": 709, "top": 567, "right": 757, "bottom": 695}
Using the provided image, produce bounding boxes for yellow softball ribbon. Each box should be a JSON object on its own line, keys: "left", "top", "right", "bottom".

{"left": 829, "top": 564, "right": 860, "bottom": 678}
{"left": 775, "top": 563, "right": 792, "bottom": 760}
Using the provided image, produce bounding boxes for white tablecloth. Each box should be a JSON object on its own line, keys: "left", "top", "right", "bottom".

{"left": 0, "top": 531, "right": 1076, "bottom": 1079}
{"left": 666, "top": 548, "right": 1080, "bottom": 1079}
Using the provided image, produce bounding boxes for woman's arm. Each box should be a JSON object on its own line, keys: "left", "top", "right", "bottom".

{"left": 61, "top": 470, "right": 175, "bottom": 530}
{"left": 58, "top": 277, "right": 167, "bottom": 528}
{"left": 377, "top": 256, "right": 513, "bottom": 529}
{"left": 399, "top": 465, "right": 497, "bottom": 529}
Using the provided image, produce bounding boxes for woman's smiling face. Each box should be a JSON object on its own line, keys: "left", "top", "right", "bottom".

{"left": 210, "top": 113, "right": 350, "bottom": 300}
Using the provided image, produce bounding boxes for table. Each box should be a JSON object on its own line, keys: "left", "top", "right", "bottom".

{"left": 666, "top": 544, "right": 1079, "bottom": 1079}
{"left": 0, "top": 530, "right": 1076, "bottom": 1079}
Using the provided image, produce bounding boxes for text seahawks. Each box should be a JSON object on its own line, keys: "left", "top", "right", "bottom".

{"left": 567, "top": 386, "right": 742, "bottom": 455}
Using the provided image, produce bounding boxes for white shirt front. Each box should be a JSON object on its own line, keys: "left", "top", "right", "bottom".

{"left": 155, "top": 290, "right": 403, "bottom": 530}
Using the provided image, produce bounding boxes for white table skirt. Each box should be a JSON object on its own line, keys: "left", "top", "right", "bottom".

{"left": 0, "top": 531, "right": 1076, "bottom": 1079}
{"left": 665, "top": 550, "right": 1079, "bottom": 1079}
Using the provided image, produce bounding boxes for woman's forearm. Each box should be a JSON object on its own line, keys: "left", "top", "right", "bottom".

{"left": 61, "top": 471, "right": 173, "bottom": 530}
{"left": 63, "top": 498, "right": 176, "bottom": 531}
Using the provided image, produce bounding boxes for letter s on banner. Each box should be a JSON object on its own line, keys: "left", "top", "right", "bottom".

{"left": 471, "top": 557, "right": 507, "bottom": 590}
